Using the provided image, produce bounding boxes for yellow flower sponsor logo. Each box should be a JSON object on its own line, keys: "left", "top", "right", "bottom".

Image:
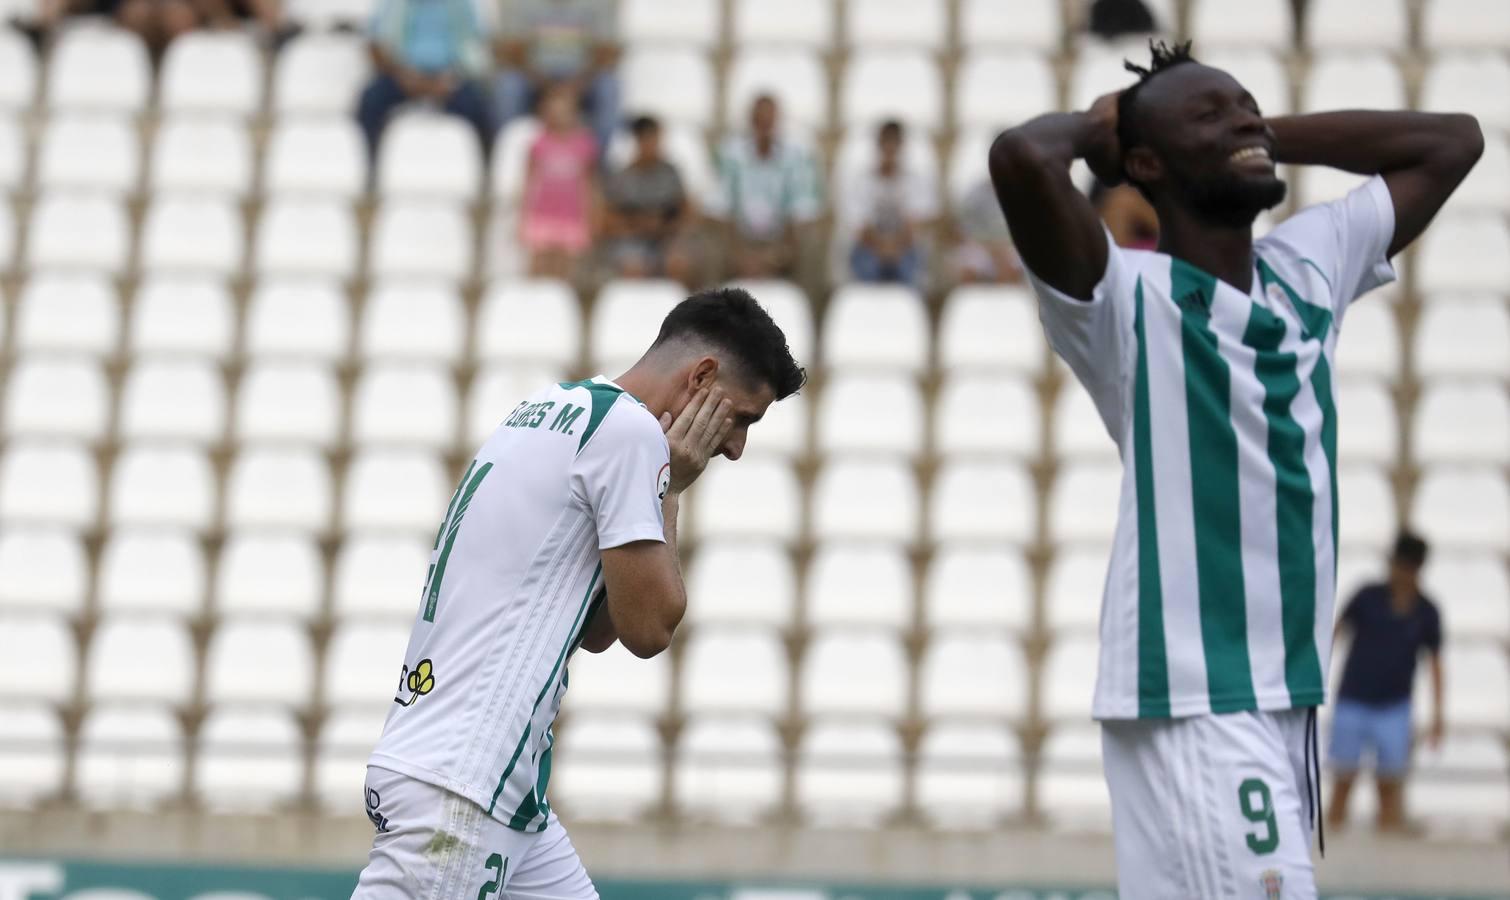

{"left": 394, "top": 658, "right": 437, "bottom": 707}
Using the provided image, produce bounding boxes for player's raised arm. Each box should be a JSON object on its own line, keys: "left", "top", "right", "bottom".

{"left": 988, "top": 92, "right": 1124, "bottom": 300}
{"left": 1268, "top": 110, "right": 1483, "bottom": 257}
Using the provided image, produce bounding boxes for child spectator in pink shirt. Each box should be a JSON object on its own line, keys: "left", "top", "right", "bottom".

{"left": 520, "top": 84, "right": 598, "bottom": 278}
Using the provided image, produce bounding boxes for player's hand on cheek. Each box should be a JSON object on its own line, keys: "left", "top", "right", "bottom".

{"left": 663, "top": 386, "right": 734, "bottom": 495}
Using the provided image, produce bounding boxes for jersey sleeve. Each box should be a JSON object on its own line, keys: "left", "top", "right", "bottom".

{"left": 573, "top": 401, "right": 671, "bottom": 550}
{"left": 1024, "top": 226, "right": 1137, "bottom": 441}
{"left": 1262, "top": 175, "right": 1397, "bottom": 313}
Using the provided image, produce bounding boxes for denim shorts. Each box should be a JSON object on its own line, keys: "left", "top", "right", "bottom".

{"left": 1328, "top": 697, "right": 1413, "bottom": 777}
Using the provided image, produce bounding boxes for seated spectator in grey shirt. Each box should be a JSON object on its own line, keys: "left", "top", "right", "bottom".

{"left": 601, "top": 116, "right": 694, "bottom": 284}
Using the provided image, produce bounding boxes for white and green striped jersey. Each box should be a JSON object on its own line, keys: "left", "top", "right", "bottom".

{"left": 1029, "top": 176, "right": 1397, "bottom": 720}
{"left": 368, "top": 377, "right": 670, "bottom": 831}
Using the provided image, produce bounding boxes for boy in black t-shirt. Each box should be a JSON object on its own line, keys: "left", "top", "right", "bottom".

{"left": 1328, "top": 532, "right": 1444, "bottom": 832}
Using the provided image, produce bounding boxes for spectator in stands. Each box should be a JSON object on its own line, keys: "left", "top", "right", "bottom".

{"left": 38, "top": 1, "right": 281, "bottom": 56}
{"left": 843, "top": 120, "right": 937, "bottom": 289}
{"left": 950, "top": 179, "right": 1022, "bottom": 284}
{"left": 520, "top": 83, "right": 597, "bottom": 278}
{"left": 601, "top": 115, "right": 694, "bottom": 284}
{"left": 357, "top": 0, "right": 494, "bottom": 159}
{"left": 1092, "top": 181, "right": 1159, "bottom": 250}
{"left": 706, "top": 95, "right": 823, "bottom": 280}
{"left": 1328, "top": 532, "right": 1446, "bottom": 833}
{"left": 493, "top": 0, "right": 619, "bottom": 154}
{"left": 1086, "top": 0, "right": 1158, "bottom": 39}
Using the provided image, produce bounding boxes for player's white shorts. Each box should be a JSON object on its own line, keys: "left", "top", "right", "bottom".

{"left": 352, "top": 766, "right": 598, "bottom": 900}
{"left": 1101, "top": 708, "right": 1320, "bottom": 900}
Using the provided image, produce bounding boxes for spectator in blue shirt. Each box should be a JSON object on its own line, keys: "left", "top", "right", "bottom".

{"left": 1327, "top": 531, "right": 1445, "bottom": 832}
{"left": 357, "top": 0, "right": 494, "bottom": 158}
{"left": 492, "top": 0, "right": 620, "bottom": 156}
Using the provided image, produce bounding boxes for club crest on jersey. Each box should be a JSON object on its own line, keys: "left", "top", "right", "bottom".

{"left": 394, "top": 658, "right": 436, "bottom": 707}
{"left": 1260, "top": 868, "right": 1283, "bottom": 900}
{"left": 656, "top": 462, "right": 671, "bottom": 500}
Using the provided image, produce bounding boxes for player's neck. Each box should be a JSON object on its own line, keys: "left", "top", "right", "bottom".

{"left": 1155, "top": 206, "right": 1256, "bottom": 294}
{"left": 612, "top": 367, "right": 670, "bottom": 420}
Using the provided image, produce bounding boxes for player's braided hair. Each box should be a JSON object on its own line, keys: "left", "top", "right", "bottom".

{"left": 1116, "top": 40, "right": 1199, "bottom": 154}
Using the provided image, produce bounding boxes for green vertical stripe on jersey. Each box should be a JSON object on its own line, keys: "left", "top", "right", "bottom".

{"left": 1132, "top": 278, "right": 1170, "bottom": 718}
{"left": 1241, "top": 299, "right": 1324, "bottom": 706}
{"left": 1171, "top": 259, "right": 1256, "bottom": 713}
{"left": 423, "top": 461, "right": 493, "bottom": 622}
{"left": 559, "top": 380, "right": 626, "bottom": 453}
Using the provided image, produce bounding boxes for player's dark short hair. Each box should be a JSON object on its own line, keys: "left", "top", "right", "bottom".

{"left": 630, "top": 115, "right": 660, "bottom": 137}
{"left": 1392, "top": 531, "right": 1430, "bottom": 569}
{"left": 1116, "top": 40, "right": 1199, "bottom": 158}
{"left": 652, "top": 288, "right": 807, "bottom": 400}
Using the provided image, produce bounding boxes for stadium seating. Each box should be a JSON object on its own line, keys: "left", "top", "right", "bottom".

{"left": 1190, "top": 0, "right": 1292, "bottom": 50}
{"left": 0, "top": 528, "right": 86, "bottom": 614}
{"left": 674, "top": 714, "right": 783, "bottom": 823}
{"left": 97, "top": 530, "right": 205, "bottom": 617}
{"left": 75, "top": 705, "right": 185, "bottom": 810}
{"left": 216, "top": 533, "right": 324, "bottom": 620}
{"left": 915, "top": 723, "right": 1024, "bottom": 828}
{"left": 131, "top": 277, "right": 235, "bottom": 358}
{"left": 793, "top": 720, "right": 905, "bottom": 826}
{"left": 553, "top": 714, "right": 663, "bottom": 823}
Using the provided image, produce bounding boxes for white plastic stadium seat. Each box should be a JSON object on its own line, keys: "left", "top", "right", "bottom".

{"left": 934, "top": 375, "right": 1039, "bottom": 460}
{"left": 1306, "top": 0, "right": 1407, "bottom": 50}
{"left": 621, "top": 47, "right": 714, "bottom": 126}
{"left": 685, "top": 541, "right": 797, "bottom": 628}
{"left": 957, "top": 0, "right": 1060, "bottom": 50}
{"left": 161, "top": 30, "right": 263, "bottom": 116}
{"left": 1192, "top": 0, "right": 1291, "bottom": 49}
{"left": 333, "top": 533, "right": 428, "bottom": 620}
{"left": 324, "top": 621, "right": 412, "bottom": 709}
{"left": 689, "top": 459, "right": 801, "bottom": 542}
{"left": 1414, "top": 468, "right": 1510, "bottom": 551}
{"left": 351, "top": 364, "right": 458, "bottom": 451}
{"left": 0, "top": 529, "right": 86, "bottom": 614}
{"left": 1443, "top": 645, "right": 1510, "bottom": 729}
{"left": 1419, "top": 53, "right": 1503, "bottom": 133}
{"left": 4, "top": 356, "right": 109, "bottom": 442}
{"left": 150, "top": 117, "right": 253, "bottom": 197}
{"left": 794, "top": 722, "right": 903, "bottom": 827}
{"left": 1054, "top": 383, "right": 1117, "bottom": 460}
{"left": 0, "top": 28, "right": 37, "bottom": 110}
{"left": 378, "top": 113, "right": 483, "bottom": 202}
{"left": 731, "top": 0, "right": 833, "bottom": 46}
{"left": 234, "top": 362, "right": 342, "bottom": 448}
{"left": 273, "top": 31, "right": 370, "bottom": 117}
{"left": 918, "top": 633, "right": 1028, "bottom": 720}
{"left": 1413, "top": 382, "right": 1510, "bottom": 465}
{"left": 140, "top": 196, "right": 244, "bottom": 276}
{"left": 12, "top": 274, "right": 116, "bottom": 360}
{"left": 800, "top": 631, "right": 908, "bottom": 718}
{"left": 1416, "top": 215, "right": 1510, "bottom": 295}
{"left": 0, "top": 201, "right": 12, "bottom": 271}
{"left": 924, "top": 547, "right": 1032, "bottom": 631}
{"left": 930, "top": 461, "right": 1035, "bottom": 544}
{"left": 47, "top": 24, "right": 150, "bottom": 113}
{"left": 1448, "top": 134, "right": 1509, "bottom": 214}
{"left": 1335, "top": 380, "right": 1398, "bottom": 465}
{"left": 675, "top": 715, "right": 783, "bottom": 824}
{"left": 255, "top": 198, "right": 358, "bottom": 279}
{"left": 476, "top": 279, "right": 582, "bottom": 369}
{"left": 224, "top": 447, "right": 333, "bottom": 532}
{"left": 1412, "top": 733, "right": 1510, "bottom": 837}
{"left": 1336, "top": 465, "right": 1395, "bottom": 551}
{"left": 0, "top": 703, "right": 64, "bottom": 807}
{"left": 566, "top": 643, "right": 672, "bottom": 717}
{"left": 204, "top": 619, "right": 314, "bottom": 706}
{"left": 815, "top": 374, "right": 923, "bottom": 458}
{"left": 314, "top": 708, "right": 389, "bottom": 812}
{"left": 552, "top": 714, "right": 662, "bottom": 824}
{"left": 26, "top": 193, "right": 129, "bottom": 273}
{"left": 916, "top": 723, "right": 1023, "bottom": 828}
{"left": 840, "top": 51, "right": 944, "bottom": 132}
{"left": 822, "top": 284, "right": 928, "bottom": 373}
{"left": 0, "top": 118, "right": 23, "bottom": 192}
{"left": 681, "top": 629, "right": 788, "bottom": 717}
{"left": 244, "top": 281, "right": 350, "bottom": 362}
{"left": 342, "top": 450, "right": 448, "bottom": 533}
{"left": 1202, "top": 50, "right": 1292, "bottom": 117}
{"left": 1039, "top": 726, "right": 1112, "bottom": 831}
{"left": 955, "top": 53, "right": 1057, "bottom": 131}
{"left": 1301, "top": 54, "right": 1405, "bottom": 114}
{"left": 1426, "top": 553, "right": 1510, "bottom": 641}
{"left": 743, "top": 389, "right": 807, "bottom": 460}
{"left": 589, "top": 280, "right": 685, "bottom": 372}
{"left": 0, "top": 614, "right": 76, "bottom": 704}
{"left": 723, "top": 50, "right": 829, "bottom": 133}
{"left": 118, "top": 359, "right": 227, "bottom": 444}
{"left": 368, "top": 202, "right": 473, "bottom": 282}
{"left": 86, "top": 616, "right": 193, "bottom": 705}
{"left": 806, "top": 543, "right": 911, "bottom": 630}
{"left": 938, "top": 285, "right": 1044, "bottom": 372}
{"left": 619, "top": 0, "right": 719, "bottom": 47}
{"left": 847, "top": 0, "right": 946, "bottom": 50}
{"left": 811, "top": 459, "right": 919, "bottom": 543}
{"left": 1071, "top": 48, "right": 1138, "bottom": 113}
{"left": 1041, "top": 636, "right": 1100, "bottom": 721}
{"left": 108, "top": 445, "right": 214, "bottom": 530}
{"left": 1044, "top": 548, "right": 1109, "bottom": 634}
{"left": 466, "top": 366, "right": 568, "bottom": 445}
{"left": 285, "top": 0, "right": 376, "bottom": 31}
{"left": 1423, "top": 0, "right": 1510, "bottom": 51}
{"left": 75, "top": 705, "right": 184, "bottom": 809}
{"left": 264, "top": 119, "right": 367, "bottom": 200}
{"left": 96, "top": 530, "right": 204, "bottom": 617}
{"left": 361, "top": 281, "right": 466, "bottom": 364}
{"left": 215, "top": 533, "right": 323, "bottom": 621}
{"left": 0, "top": 441, "right": 98, "bottom": 529}
{"left": 1048, "top": 463, "right": 1121, "bottom": 545}
{"left": 195, "top": 708, "right": 303, "bottom": 812}
{"left": 131, "top": 277, "right": 235, "bottom": 359}
{"left": 1333, "top": 300, "right": 1400, "bottom": 381}
{"left": 36, "top": 114, "right": 138, "bottom": 194}
{"left": 489, "top": 118, "right": 541, "bottom": 206}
